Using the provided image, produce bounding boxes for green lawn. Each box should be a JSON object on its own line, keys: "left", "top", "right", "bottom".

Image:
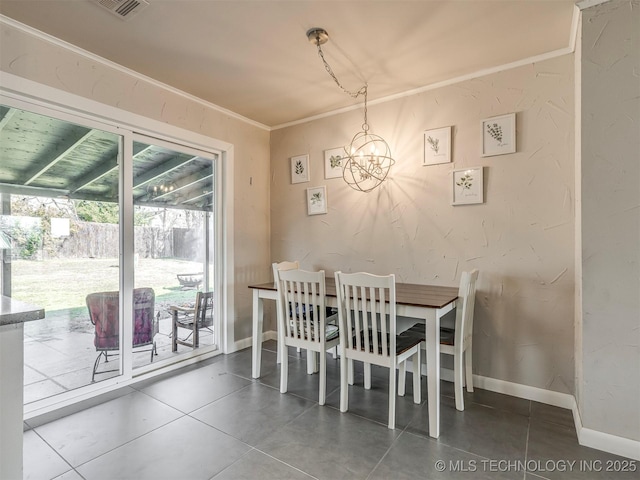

{"left": 11, "top": 257, "right": 204, "bottom": 312}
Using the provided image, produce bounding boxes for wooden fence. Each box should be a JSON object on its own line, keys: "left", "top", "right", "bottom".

{"left": 51, "top": 221, "right": 199, "bottom": 260}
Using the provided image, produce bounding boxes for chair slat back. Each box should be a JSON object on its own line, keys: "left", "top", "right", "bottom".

{"left": 335, "top": 271, "right": 396, "bottom": 361}
{"left": 272, "top": 260, "right": 299, "bottom": 284}
{"left": 454, "top": 269, "right": 479, "bottom": 347}
{"left": 463, "top": 269, "right": 479, "bottom": 343}
{"left": 194, "top": 291, "right": 214, "bottom": 328}
{"left": 275, "top": 268, "right": 327, "bottom": 345}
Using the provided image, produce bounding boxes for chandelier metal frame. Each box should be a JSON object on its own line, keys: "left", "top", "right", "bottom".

{"left": 307, "top": 28, "right": 394, "bottom": 193}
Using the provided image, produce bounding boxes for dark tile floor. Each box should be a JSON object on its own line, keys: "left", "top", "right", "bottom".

{"left": 23, "top": 340, "right": 636, "bottom": 480}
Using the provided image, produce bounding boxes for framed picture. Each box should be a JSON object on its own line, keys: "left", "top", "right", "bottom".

{"left": 452, "top": 167, "right": 484, "bottom": 205}
{"left": 423, "top": 126, "right": 452, "bottom": 165}
{"left": 291, "top": 154, "right": 310, "bottom": 184}
{"left": 324, "top": 147, "right": 346, "bottom": 179}
{"left": 307, "top": 186, "right": 327, "bottom": 215}
{"left": 482, "top": 113, "right": 516, "bottom": 157}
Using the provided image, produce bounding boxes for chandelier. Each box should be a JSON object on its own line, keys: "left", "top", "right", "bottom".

{"left": 307, "top": 28, "right": 394, "bottom": 193}
{"left": 147, "top": 181, "right": 176, "bottom": 199}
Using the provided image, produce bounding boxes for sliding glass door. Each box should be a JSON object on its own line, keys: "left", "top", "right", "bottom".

{"left": 0, "top": 98, "right": 221, "bottom": 406}
{"left": 131, "top": 135, "right": 218, "bottom": 369}
{"left": 0, "top": 103, "right": 124, "bottom": 401}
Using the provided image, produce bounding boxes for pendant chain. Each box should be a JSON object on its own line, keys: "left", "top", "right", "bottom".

{"left": 316, "top": 42, "right": 368, "bottom": 130}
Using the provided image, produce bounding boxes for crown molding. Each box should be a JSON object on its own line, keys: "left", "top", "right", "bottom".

{"left": 0, "top": 15, "right": 270, "bottom": 132}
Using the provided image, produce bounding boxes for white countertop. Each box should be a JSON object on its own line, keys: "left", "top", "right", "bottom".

{"left": 0, "top": 295, "right": 45, "bottom": 326}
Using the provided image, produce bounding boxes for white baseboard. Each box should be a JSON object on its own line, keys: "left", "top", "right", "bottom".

{"left": 231, "top": 330, "right": 277, "bottom": 353}
{"left": 572, "top": 403, "right": 640, "bottom": 461}
{"left": 471, "top": 373, "right": 576, "bottom": 409}
{"left": 241, "top": 335, "right": 640, "bottom": 460}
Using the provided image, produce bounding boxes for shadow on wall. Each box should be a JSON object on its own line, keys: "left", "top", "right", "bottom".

{"left": 473, "top": 272, "right": 573, "bottom": 394}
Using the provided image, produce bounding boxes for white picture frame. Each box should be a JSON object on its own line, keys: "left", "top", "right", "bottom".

{"left": 324, "top": 147, "right": 346, "bottom": 179}
{"left": 452, "top": 167, "right": 484, "bottom": 205}
{"left": 307, "top": 186, "right": 327, "bottom": 215}
{"left": 423, "top": 126, "right": 452, "bottom": 165}
{"left": 482, "top": 113, "right": 516, "bottom": 157}
{"left": 291, "top": 154, "right": 310, "bottom": 184}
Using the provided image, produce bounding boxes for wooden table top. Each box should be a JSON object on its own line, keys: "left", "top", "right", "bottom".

{"left": 249, "top": 278, "right": 458, "bottom": 309}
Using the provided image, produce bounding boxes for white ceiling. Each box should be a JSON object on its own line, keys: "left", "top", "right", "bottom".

{"left": 0, "top": 0, "right": 577, "bottom": 128}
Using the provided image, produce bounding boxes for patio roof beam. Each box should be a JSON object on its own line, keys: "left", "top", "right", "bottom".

{"left": 24, "top": 130, "right": 95, "bottom": 186}
{"left": 133, "top": 155, "right": 199, "bottom": 189}
{"left": 135, "top": 169, "right": 213, "bottom": 202}
{"left": 134, "top": 198, "right": 213, "bottom": 212}
{"left": 0, "top": 182, "right": 68, "bottom": 199}
{"left": 67, "top": 157, "right": 118, "bottom": 194}
{"left": 0, "top": 107, "right": 17, "bottom": 132}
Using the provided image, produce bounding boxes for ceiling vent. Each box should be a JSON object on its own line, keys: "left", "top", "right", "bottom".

{"left": 92, "top": 0, "right": 150, "bottom": 20}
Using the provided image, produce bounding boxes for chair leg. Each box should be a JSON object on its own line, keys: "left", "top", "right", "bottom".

{"left": 398, "top": 362, "right": 407, "bottom": 396}
{"left": 412, "top": 348, "right": 421, "bottom": 404}
{"left": 171, "top": 312, "right": 178, "bottom": 352}
{"left": 276, "top": 326, "right": 282, "bottom": 365}
{"left": 454, "top": 347, "right": 465, "bottom": 411}
{"left": 388, "top": 362, "right": 396, "bottom": 429}
{"left": 280, "top": 343, "right": 289, "bottom": 394}
{"left": 340, "top": 354, "right": 349, "bottom": 413}
{"left": 91, "top": 351, "right": 105, "bottom": 383}
{"left": 348, "top": 358, "right": 354, "bottom": 385}
{"left": 319, "top": 350, "right": 327, "bottom": 405}
{"left": 364, "top": 362, "right": 371, "bottom": 390}
{"left": 465, "top": 346, "right": 474, "bottom": 393}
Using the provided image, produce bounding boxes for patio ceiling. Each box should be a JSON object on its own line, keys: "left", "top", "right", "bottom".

{"left": 0, "top": 105, "right": 214, "bottom": 211}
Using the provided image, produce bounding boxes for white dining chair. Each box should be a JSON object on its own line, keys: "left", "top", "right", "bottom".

{"left": 274, "top": 267, "right": 340, "bottom": 405}
{"left": 334, "top": 271, "right": 422, "bottom": 429}
{"left": 272, "top": 260, "right": 300, "bottom": 365}
{"left": 401, "top": 269, "right": 479, "bottom": 411}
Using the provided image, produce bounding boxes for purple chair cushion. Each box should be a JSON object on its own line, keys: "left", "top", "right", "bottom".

{"left": 87, "top": 288, "right": 156, "bottom": 351}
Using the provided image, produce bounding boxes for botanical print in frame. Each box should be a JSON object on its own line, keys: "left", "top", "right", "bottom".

{"left": 324, "top": 147, "right": 346, "bottom": 179}
{"left": 423, "top": 126, "right": 452, "bottom": 165}
{"left": 482, "top": 113, "right": 516, "bottom": 157}
{"left": 307, "top": 186, "right": 327, "bottom": 215}
{"left": 290, "top": 154, "right": 310, "bottom": 184}
{"left": 452, "top": 167, "right": 484, "bottom": 205}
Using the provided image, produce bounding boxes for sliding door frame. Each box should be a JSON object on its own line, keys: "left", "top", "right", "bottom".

{"left": 1, "top": 72, "right": 235, "bottom": 419}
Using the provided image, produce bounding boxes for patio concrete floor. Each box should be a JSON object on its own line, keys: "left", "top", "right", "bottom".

{"left": 23, "top": 306, "right": 214, "bottom": 405}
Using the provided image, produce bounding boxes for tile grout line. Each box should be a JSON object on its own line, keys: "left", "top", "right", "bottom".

{"left": 27, "top": 427, "right": 78, "bottom": 480}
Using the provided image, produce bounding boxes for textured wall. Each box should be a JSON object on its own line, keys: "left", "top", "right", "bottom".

{"left": 581, "top": 0, "right": 640, "bottom": 441}
{"left": 271, "top": 54, "right": 575, "bottom": 394}
{"left": 0, "top": 22, "right": 271, "bottom": 343}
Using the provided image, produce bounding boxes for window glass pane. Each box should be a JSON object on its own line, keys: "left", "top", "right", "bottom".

{"left": 131, "top": 139, "right": 216, "bottom": 366}
{"left": 0, "top": 104, "right": 122, "bottom": 403}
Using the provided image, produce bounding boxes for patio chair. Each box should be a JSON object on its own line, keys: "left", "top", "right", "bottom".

{"left": 86, "top": 287, "right": 159, "bottom": 382}
{"left": 170, "top": 291, "right": 214, "bottom": 351}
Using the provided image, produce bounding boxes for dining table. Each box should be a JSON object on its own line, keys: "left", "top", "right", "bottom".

{"left": 248, "top": 277, "right": 459, "bottom": 438}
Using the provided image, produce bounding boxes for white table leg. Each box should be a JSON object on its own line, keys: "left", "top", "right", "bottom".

{"left": 425, "top": 313, "right": 440, "bottom": 438}
{"left": 251, "top": 289, "right": 263, "bottom": 378}
{"left": 307, "top": 351, "right": 318, "bottom": 374}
